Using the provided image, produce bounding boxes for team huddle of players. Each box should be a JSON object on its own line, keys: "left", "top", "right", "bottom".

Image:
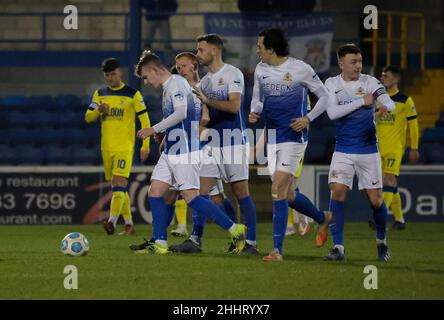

{"left": 85, "top": 27, "right": 419, "bottom": 262}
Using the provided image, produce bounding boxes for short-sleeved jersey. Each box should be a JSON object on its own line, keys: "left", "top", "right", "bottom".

{"left": 199, "top": 63, "right": 246, "bottom": 147}
{"left": 90, "top": 83, "right": 147, "bottom": 152}
{"left": 251, "top": 57, "right": 324, "bottom": 144}
{"left": 325, "top": 74, "right": 388, "bottom": 154}
{"left": 162, "top": 75, "right": 201, "bottom": 155}
{"left": 376, "top": 89, "right": 418, "bottom": 153}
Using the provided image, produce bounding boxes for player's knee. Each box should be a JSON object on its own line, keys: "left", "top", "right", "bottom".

{"left": 383, "top": 174, "right": 397, "bottom": 187}
{"left": 329, "top": 183, "right": 347, "bottom": 201}
{"left": 111, "top": 175, "right": 128, "bottom": 188}
{"left": 211, "top": 194, "right": 224, "bottom": 205}
{"left": 231, "top": 181, "right": 249, "bottom": 199}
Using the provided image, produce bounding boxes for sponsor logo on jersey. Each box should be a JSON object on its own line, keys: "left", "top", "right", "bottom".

{"left": 283, "top": 72, "right": 292, "bottom": 83}
{"left": 356, "top": 87, "right": 365, "bottom": 96}
{"left": 218, "top": 78, "right": 224, "bottom": 86}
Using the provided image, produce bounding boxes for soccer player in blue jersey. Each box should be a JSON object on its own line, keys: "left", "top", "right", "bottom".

{"left": 293, "top": 44, "right": 395, "bottom": 262}
{"left": 248, "top": 28, "right": 333, "bottom": 262}
{"left": 170, "top": 34, "right": 258, "bottom": 254}
{"left": 131, "top": 50, "right": 246, "bottom": 254}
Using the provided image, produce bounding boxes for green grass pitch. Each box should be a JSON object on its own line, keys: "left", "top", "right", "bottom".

{"left": 0, "top": 222, "right": 443, "bottom": 299}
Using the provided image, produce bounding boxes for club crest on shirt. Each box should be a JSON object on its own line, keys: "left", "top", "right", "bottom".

{"left": 356, "top": 87, "right": 365, "bottom": 96}
{"left": 120, "top": 99, "right": 125, "bottom": 106}
{"left": 174, "top": 91, "right": 184, "bottom": 101}
{"left": 283, "top": 72, "right": 292, "bottom": 83}
{"left": 218, "top": 78, "right": 224, "bottom": 86}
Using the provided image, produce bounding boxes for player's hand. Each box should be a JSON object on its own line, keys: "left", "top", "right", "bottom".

{"left": 376, "top": 104, "right": 389, "bottom": 117}
{"left": 153, "top": 132, "right": 165, "bottom": 144}
{"left": 248, "top": 112, "right": 261, "bottom": 124}
{"left": 409, "top": 148, "right": 420, "bottom": 164}
{"left": 137, "top": 127, "right": 155, "bottom": 139}
{"left": 291, "top": 116, "right": 310, "bottom": 132}
{"left": 363, "top": 94, "right": 375, "bottom": 106}
{"left": 159, "top": 138, "right": 165, "bottom": 154}
{"left": 98, "top": 103, "right": 110, "bottom": 114}
{"left": 140, "top": 149, "right": 150, "bottom": 161}
{"left": 192, "top": 86, "right": 209, "bottom": 105}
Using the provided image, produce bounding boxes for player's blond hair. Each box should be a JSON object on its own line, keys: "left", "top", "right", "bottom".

{"left": 134, "top": 50, "right": 165, "bottom": 78}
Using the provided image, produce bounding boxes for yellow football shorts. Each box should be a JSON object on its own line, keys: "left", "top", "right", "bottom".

{"left": 381, "top": 151, "right": 402, "bottom": 176}
{"left": 101, "top": 150, "right": 133, "bottom": 181}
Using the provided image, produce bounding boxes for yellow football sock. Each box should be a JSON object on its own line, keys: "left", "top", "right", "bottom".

{"left": 110, "top": 190, "right": 125, "bottom": 222}
{"left": 175, "top": 199, "right": 187, "bottom": 225}
{"left": 383, "top": 192, "right": 394, "bottom": 208}
{"left": 287, "top": 208, "right": 294, "bottom": 226}
{"left": 121, "top": 192, "right": 133, "bottom": 224}
{"left": 391, "top": 192, "right": 404, "bottom": 222}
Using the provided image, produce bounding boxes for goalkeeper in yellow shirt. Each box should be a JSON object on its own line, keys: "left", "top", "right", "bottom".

{"left": 85, "top": 58, "right": 151, "bottom": 235}
{"left": 376, "top": 65, "right": 419, "bottom": 230}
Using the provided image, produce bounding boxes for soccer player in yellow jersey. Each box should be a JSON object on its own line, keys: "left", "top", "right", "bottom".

{"left": 376, "top": 65, "right": 419, "bottom": 230}
{"left": 85, "top": 58, "right": 151, "bottom": 235}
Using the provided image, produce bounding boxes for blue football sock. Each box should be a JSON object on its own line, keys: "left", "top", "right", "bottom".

{"left": 148, "top": 196, "right": 168, "bottom": 241}
{"left": 191, "top": 195, "right": 208, "bottom": 238}
{"left": 166, "top": 203, "right": 176, "bottom": 226}
{"left": 238, "top": 196, "right": 257, "bottom": 242}
{"left": 288, "top": 190, "right": 325, "bottom": 224}
{"left": 222, "top": 197, "right": 237, "bottom": 223}
{"left": 373, "top": 202, "right": 388, "bottom": 241}
{"left": 272, "top": 199, "right": 289, "bottom": 255}
{"left": 329, "top": 199, "right": 345, "bottom": 246}
{"left": 188, "top": 196, "right": 233, "bottom": 230}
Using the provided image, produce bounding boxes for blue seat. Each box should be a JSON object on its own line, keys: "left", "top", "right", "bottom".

{"left": 435, "top": 119, "right": 444, "bottom": 128}
{"left": 428, "top": 144, "right": 444, "bottom": 163}
{"left": 26, "top": 95, "right": 55, "bottom": 110}
{"left": 420, "top": 142, "right": 444, "bottom": 164}
{"left": 0, "top": 129, "right": 10, "bottom": 145}
{"left": 44, "top": 145, "right": 72, "bottom": 164}
{"left": 32, "top": 111, "right": 58, "bottom": 128}
{"left": 64, "top": 128, "right": 90, "bottom": 144}
{"left": 7, "top": 111, "right": 32, "bottom": 127}
{"left": 0, "top": 145, "right": 20, "bottom": 164}
{"left": 144, "top": 95, "right": 161, "bottom": 111}
{"left": 58, "top": 111, "right": 84, "bottom": 128}
{"left": 10, "top": 128, "right": 35, "bottom": 145}
{"left": 85, "top": 127, "right": 101, "bottom": 145}
{"left": 55, "top": 94, "right": 81, "bottom": 111}
{"left": 1, "top": 95, "right": 27, "bottom": 110}
{"left": 33, "top": 128, "right": 64, "bottom": 145}
{"left": 421, "top": 128, "right": 444, "bottom": 143}
{"left": 71, "top": 145, "right": 99, "bottom": 164}
{"left": 304, "top": 143, "right": 327, "bottom": 164}
{"left": 17, "top": 145, "right": 45, "bottom": 165}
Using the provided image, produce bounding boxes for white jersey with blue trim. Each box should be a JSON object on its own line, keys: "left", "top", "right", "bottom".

{"left": 251, "top": 57, "right": 324, "bottom": 144}
{"left": 162, "top": 75, "right": 201, "bottom": 155}
{"left": 199, "top": 63, "right": 246, "bottom": 147}
{"left": 325, "top": 74, "right": 388, "bottom": 154}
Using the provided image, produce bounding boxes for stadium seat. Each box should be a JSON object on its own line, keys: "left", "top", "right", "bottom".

{"left": 7, "top": 111, "right": 32, "bottom": 127}
{"left": 58, "top": 110, "right": 84, "bottom": 128}
{"left": 71, "top": 145, "right": 100, "bottom": 164}
{"left": 64, "top": 128, "right": 90, "bottom": 145}
{"left": 55, "top": 94, "right": 81, "bottom": 110}
{"left": 44, "top": 145, "right": 72, "bottom": 164}
{"left": 0, "top": 145, "right": 20, "bottom": 164}
{"left": 428, "top": 144, "right": 444, "bottom": 164}
{"left": 144, "top": 95, "right": 162, "bottom": 111}
{"left": 1, "top": 95, "right": 27, "bottom": 110}
{"left": 435, "top": 119, "right": 444, "bottom": 128}
{"left": 32, "top": 111, "right": 58, "bottom": 128}
{"left": 17, "top": 145, "right": 45, "bottom": 165}
{"left": 33, "top": 128, "right": 65, "bottom": 145}
{"left": 304, "top": 143, "right": 327, "bottom": 164}
{"left": 421, "top": 128, "right": 444, "bottom": 143}
{"left": 9, "top": 128, "right": 35, "bottom": 145}
{"left": 26, "top": 95, "right": 55, "bottom": 110}
{"left": 0, "top": 129, "right": 10, "bottom": 145}
{"left": 85, "top": 127, "right": 101, "bottom": 145}
{"left": 420, "top": 142, "right": 444, "bottom": 164}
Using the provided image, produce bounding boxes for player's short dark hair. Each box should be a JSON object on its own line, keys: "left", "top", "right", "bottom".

{"left": 170, "top": 65, "right": 178, "bottom": 74}
{"left": 134, "top": 50, "right": 165, "bottom": 78}
{"left": 101, "top": 58, "right": 120, "bottom": 73}
{"left": 383, "top": 65, "right": 401, "bottom": 77}
{"left": 196, "top": 34, "right": 224, "bottom": 49}
{"left": 337, "top": 43, "right": 362, "bottom": 59}
{"left": 258, "top": 28, "right": 290, "bottom": 57}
